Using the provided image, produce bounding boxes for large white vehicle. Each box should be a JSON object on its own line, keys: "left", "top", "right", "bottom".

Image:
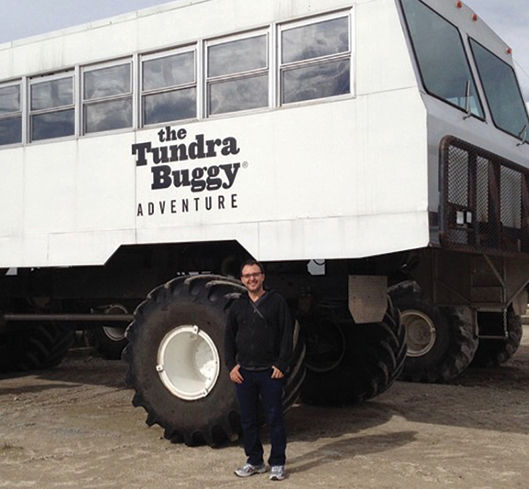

{"left": 0, "top": 0, "right": 528, "bottom": 445}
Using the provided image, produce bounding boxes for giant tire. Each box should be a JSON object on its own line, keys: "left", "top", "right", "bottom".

{"left": 124, "top": 274, "right": 305, "bottom": 447}
{"left": 471, "top": 307, "right": 523, "bottom": 367}
{"left": 389, "top": 281, "right": 478, "bottom": 382}
{"left": 0, "top": 323, "right": 75, "bottom": 373}
{"left": 300, "top": 297, "right": 406, "bottom": 405}
{"left": 91, "top": 305, "right": 129, "bottom": 360}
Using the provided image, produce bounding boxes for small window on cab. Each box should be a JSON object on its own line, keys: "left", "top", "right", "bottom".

{"left": 29, "top": 73, "right": 75, "bottom": 142}
{"left": 206, "top": 32, "right": 269, "bottom": 116}
{"left": 141, "top": 47, "right": 197, "bottom": 126}
{"left": 0, "top": 82, "right": 22, "bottom": 146}
{"left": 279, "top": 13, "right": 351, "bottom": 105}
{"left": 82, "top": 61, "right": 133, "bottom": 134}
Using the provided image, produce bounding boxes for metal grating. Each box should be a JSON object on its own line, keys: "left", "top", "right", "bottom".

{"left": 440, "top": 136, "right": 529, "bottom": 256}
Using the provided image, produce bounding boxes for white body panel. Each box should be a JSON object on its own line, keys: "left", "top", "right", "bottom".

{"left": 0, "top": 0, "right": 525, "bottom": 267}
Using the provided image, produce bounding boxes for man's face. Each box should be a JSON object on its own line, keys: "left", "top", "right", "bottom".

{"left": 241, "top": 264, "right": 265, "bottom": 295}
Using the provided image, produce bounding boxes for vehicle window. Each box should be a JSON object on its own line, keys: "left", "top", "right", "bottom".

{"left": 280, "top": 16, "right": 350, "bottom": 105}
{"left": 207, "top": 34, "right": 269, "bottom": 116}
{"left": 401, "top": 0, "right": 484, "bottom": 118}
{"left": 83, "top": 63, "right": 132, "bottom": 134}
{"left": 30, "top": 75, "right": 75, "bottom": 142}
{"left": 470, "top": 39, "right": 529, "bottom": 142}
{"left": 0, "top": 84, "right": 22, "bottom": 146}
{"left": 142, "top": 50, "right": 196, "bottom": 125}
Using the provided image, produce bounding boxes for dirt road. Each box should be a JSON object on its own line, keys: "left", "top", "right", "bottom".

{"left": 1, "top": 329, "right": 529, "bottom": 489}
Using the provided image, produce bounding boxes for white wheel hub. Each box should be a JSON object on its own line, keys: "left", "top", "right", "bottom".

{"left": 156, "top": 325, "right": 220, "bottom": 401}
{"left": 401, "top": 309, "right": 437, "bottom": 357}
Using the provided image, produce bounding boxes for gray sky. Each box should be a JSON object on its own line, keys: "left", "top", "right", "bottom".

{"left": 0, "top": 0, "right": 528, "bottom": 99}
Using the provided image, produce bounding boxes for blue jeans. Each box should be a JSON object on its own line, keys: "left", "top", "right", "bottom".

{"left": 235, "top": 368, "right": 286, "bottom": 467}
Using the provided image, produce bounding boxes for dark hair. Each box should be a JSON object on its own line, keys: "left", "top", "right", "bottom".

{"left": 240, "top": 259, "right": 265, "bottom": 275}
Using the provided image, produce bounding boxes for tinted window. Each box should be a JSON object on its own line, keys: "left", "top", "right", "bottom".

{"left": 143, "top": 88, "right": 196, "bottom": 125}
{"left": 208, "top": 36, "right": 267, "bottom": 77}
{"left": 0, "top": 84, "right": 21, "bottom": 146}
{"left": 85, "top": 98, "right": 132, "bottom": 133}
{"left": 282, "top": 17, "right": 349, "bottom": 64}
{"left": 401, "top": 0, "right": 483, "bottom": 118}
{"left": 280, "top": 16, "right": 350, "bottom": 105}
{"left": 83, "top": 63, "right": 132, "bottom": 134}
{"left": 143, "top": 52, "right": 195, "bottom": 91}
{"left": 207, "top": 34, "right": 269, "bottom": 116}
{"left": 84, "top": 64, "right": 131, "bottom": 100}
{"left": 142, "top": 51, "right": 196, "bottom": 125}
{"left": 30, "top": 75, "right": 75, "bottom": 141}
{"left": 0, "top": 85, "right": 20, "bottom": 114}
{"left": 0, "top": 117, "right": 21, "bottom": 146}
{"left": 471, "top": 39, "right": 529, "bottom": 141}
{"left": 31, "top": 78, "right": 73, "bottom": 110}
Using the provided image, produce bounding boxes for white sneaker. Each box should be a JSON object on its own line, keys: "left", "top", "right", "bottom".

{"left": 234, "top": 462, "right": 266, "bottom": 477}
{"left": 269, "top": 465, "right": 286, "bottom": 481}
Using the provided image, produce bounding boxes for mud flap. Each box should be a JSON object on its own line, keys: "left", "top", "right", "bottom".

{"left": 348, "top": 275, "right": 387, "bottom": 324}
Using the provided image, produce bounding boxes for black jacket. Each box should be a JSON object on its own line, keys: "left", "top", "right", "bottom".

{"left": 224, "top": 290, "right": 293, "bottom": 374}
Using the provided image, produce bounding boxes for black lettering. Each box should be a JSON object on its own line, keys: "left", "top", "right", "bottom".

{"left": 221, "top": 163, "right": 240, "bottom": 189}
{"left": 172, "top": 169, "right": 190, "bottom": 188}
{"left": 205, "top": 196, "right": 212, "bottom": 211}
{"left": 218, "top": 195, "right": 225, "bottom": 209}
{"left": 169, "top": 143, "right": 188, "bottom": 162}
{"left": 191, "top": 167, "right": 206, "bottom": 192}
{"left": 206, "top": 165, "right": 222, "bottom": 191}
{"left": 182, "top": 199, "right": 189, "bottom": 212}
{"left": 137, "top": 203, "right": 144, "bottom": 216}
{"left": 152, "top": 146, "right": 169, "bottom": 164}
{"left": 171, "top": 200, "right": 177, "bottom": 213}
{"left": 151, "top": 166, "right": 172, "bottom": 190}
{"left": 159, "top": 201, "right": 166, "bottom": 214}
{"left": 177, "top": 128, "right": 187, "bottom": 140}
{"left": 231, "top": 194, "right": 238, "bottom": 208}
{"left": 189, "top": 134, "right": 206, "bottom": 159}
{"left": 148, "top": 202, "right": 155, "bottom": 215}
{"left": 194, "top": 197, "right": 200, "bottom": 211}
{"left": 206, "top": 138, "right": 222, "bottom": 157}
{"left": 132, "top": 142, "right": 152, "bottom": 166}
{"left": 158, "top": 129, "right": 165, "bottom": 143}
{"left": 221, "top": 137, "right": 240, "bottom": 156}
{"left": 165, "top": 126, "right": 177, "bottom": 141}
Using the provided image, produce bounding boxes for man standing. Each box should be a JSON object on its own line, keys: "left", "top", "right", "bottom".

{"left": 224, "top": 259, "right": 293, "bottom": 481}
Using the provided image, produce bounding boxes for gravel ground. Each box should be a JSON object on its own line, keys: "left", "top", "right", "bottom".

{"left": 1, "top": 327, "right": 529, "bottom": 489}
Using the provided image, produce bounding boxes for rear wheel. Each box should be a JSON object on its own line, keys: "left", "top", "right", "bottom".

{"left": 0, "top": 323, "right": 74, "bottom": 373}
{"left": 124, "top": 274, "right": 305, "bottom": 446}
{"left": 92, "top": 305, "right": 128, "bottom": 360}
{"left": 390, "top": 281, "right": 478, "bottom": 382}
{"left": 471, "top": 307, "right": 523, "bottom": 367}
{"left": 300, "top": 297, "right": 406, "bottom": 405}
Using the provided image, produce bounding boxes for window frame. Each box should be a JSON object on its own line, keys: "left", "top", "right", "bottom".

{"left": 399, "top": 0, "right": 485, "bottom": 121}
{"left": 140, "top": 45, "right": 198, "bottom": 127}
{"left": 205, "top": 29, "right": 271, "bottom": 117}
{"left": 81, "top": 58, "right": 134, "bottom": 135}
{"left": 469, "top": 38, "right": 529, "bottom": 143}
{"left": 0, "top": 80, "right": 23, "bottom": 147}
{"left": 278, "top": 10, "right": 353, "bottom": 107}
{"left": 28, "top": 71, "right": 76, "bottom": 143}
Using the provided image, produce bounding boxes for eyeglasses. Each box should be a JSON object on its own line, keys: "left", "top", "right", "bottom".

{"left": 241, "top": 272, "right": 263, "bottom": 279}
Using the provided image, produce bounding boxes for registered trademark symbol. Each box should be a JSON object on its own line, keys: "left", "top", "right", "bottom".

{"left": 242, "top": 161, "right": 249, "bottom": 169}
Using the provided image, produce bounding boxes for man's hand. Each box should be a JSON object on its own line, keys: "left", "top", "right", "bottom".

{"left": 271, "top": 366, "right": 284, "bottom": 379}
{"left": 230, "top": 364, "right": 244, "bottom": 384}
